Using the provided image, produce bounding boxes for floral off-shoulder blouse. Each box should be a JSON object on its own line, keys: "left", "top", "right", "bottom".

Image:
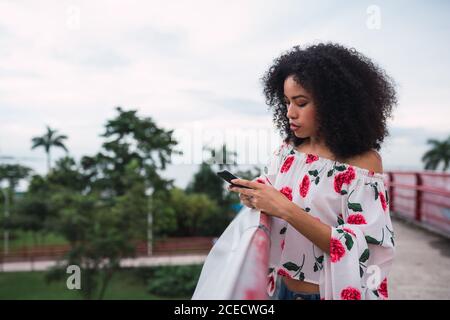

{"left": 256, "top": 142, "right": 396, "bottom": 300}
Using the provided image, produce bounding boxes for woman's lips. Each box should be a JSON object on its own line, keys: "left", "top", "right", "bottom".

{"left": 290, "top": 124, "right": 301, "bottom": 131}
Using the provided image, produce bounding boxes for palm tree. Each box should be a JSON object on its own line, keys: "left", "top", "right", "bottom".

{"left": 0, "top": 163, "right": 32, "bottom": 254}
{"left": 31, "top": 126, "right": 68, "bottom": 172}
{"left": 421, "top": 135, "right": 450, "bottom": 171}
{"left": 0, "top": 163, "right": 32, "bottom": 205}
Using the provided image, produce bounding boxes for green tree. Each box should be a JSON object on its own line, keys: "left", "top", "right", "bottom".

{"left": 150, "top": 190, "right": 177, "bottom": 239}
{"left": 12, "top": 193, "right": 53, "bottom": 245}
{"left": 47, "top": 156, "right": 86, "bottom": 192}
{"left": 0, "top": 163, "right": 32, "bottom": 220}
{"left": 45, "top": 107, "right": 180, "bottom": 299}
{"left": 80, "top": 106, "right": 180, "bottom": 196}
{"left": 422, "top": 135, "right": 450, "bottom": 171}
{"left": 166, "top": 188, "right": 220, "bottom": 236}
{"left": 186, "top": 143, "right": 238, "bottom": 204}
{"left": 186, "top": 162, "right": 225, "bottom": 203}
{"left": 10, "top": 156, "right": 83, "bottom": 244}
{"left": 0, "top": 164, "right": 32, "bottom": 205}
{"left": 31, "top": 126, "right": 68, "bottom": 172}
{"left": 185, "top": 144, "right": 242, "bottom": 235}
{"left": 47, "top": 160, "right": 151, "bottom": 299}
{"left": 0, "top": 164, "right": 32, "bottom": 252}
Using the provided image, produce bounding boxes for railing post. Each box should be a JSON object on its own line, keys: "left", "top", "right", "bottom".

{"left": 415, "top": 173, "right": 423, "bottom": 222}
{"left": 388, "top": 172, "right": 395, "bottom": 213}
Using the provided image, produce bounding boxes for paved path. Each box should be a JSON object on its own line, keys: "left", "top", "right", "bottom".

{"left": 389, "top": 217, "right": 450, "bottom": 299}
{"left": 0, "top": 254, "right": 207, "bottom": 272}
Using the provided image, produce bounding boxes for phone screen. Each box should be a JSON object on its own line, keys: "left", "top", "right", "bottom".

{"left": 217, "top": 170, "right": 252, "bottom": 189}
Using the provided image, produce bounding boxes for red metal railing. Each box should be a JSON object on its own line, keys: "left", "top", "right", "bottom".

{"left": 386, "top": 171, "right": 450, "bottom": 236}
{"left": 0, "top": 237, "right": 215, "bottom": 264}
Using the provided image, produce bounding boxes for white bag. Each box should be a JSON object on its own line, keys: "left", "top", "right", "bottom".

{"left": 192, "top": 206, "right": 261, "bottom": 300}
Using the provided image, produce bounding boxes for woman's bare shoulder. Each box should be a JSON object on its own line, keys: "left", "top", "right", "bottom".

{"left": 346, "top": 149, "right": 383, "bottom": 174}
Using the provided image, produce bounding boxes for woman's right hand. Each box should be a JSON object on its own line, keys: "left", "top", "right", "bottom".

{"left": 227, "top": 184, "right": 255, "bottom": 208}
{"left": 239, "top": 191, "right": 255, "bottom": 209}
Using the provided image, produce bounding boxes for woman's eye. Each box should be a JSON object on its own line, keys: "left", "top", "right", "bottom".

{"left": 284, "top": 100, "right": 307, "bottom": 107}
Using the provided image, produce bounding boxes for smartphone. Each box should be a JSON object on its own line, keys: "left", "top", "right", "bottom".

{"left": 217, "top": 170, "right": 252, "bottom": 189}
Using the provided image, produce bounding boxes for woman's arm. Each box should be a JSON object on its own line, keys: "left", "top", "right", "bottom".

{"left": 283, "top": 202, "right": 331, "bottom": 255}
{"left": 229, "top": 178, "right": 332, "bottom": 254}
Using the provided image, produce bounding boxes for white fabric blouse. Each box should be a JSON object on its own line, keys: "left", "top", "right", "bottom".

{"left": 260, "top": 141, "right": 396, "bottom": 300}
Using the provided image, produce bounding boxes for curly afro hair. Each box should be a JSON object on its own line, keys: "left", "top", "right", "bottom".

{"left": 261, "top": 42, "right": 397, "bottom": 161}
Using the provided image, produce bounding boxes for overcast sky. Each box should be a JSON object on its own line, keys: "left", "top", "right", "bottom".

{"left": 1, "top": 0, "right": 449, "bottom": 189}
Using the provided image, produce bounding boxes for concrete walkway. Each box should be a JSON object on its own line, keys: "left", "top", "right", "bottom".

{"left": 389, "top": 217, "right": 450, "bottom": 299}
{"left": 0, "top": 253, "right": 207, "bottom": 272}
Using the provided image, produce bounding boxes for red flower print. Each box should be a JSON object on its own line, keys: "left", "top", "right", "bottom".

{"left": 378, "top": 278, "right": 388, "bottom": 298}
{"left": 368, "top": 170, "right": 375, "bottom": 177}
{"left": 334, "top": 166, "right": 356, "bottom": 193}
{"left": 280, "top": 155, "right": 295, "bottom": 173}
{"left": 342, "top": 227, "right": 356, "bottom": 237}
{"left": 379, "top": 192, "right": 387, "bottom": 212}
{"left": 277, "top": 268, "right": 291, "bottom": 278}
{"left": 280, "top": 186, "right": 293, "bottom": 201}
{"left": 330, "top": 238, "right": 346, "bottom": 263}
{"left": 345, "top": 167, "right": 356, "bottom": 181}
{"left": 347, "top": 214, "right": 367, "bottom": 225}
{"left": 281, "top": 239, "right": 285, "bottom": 250}
{"left": 306, "top": 154, "right": 319, "bottom": 164}
{"left": 299, "top": 174, "right": 310, "bottom": 198}
{"left": 256, "top": 178, "right": 266, "bottom": 184}
{"left": 334, "top": 175, "right": 345, "bottom": 193}
{"left": 340, "top": 286, "right": 361, "bottom": 300}
{"left": 267, "top": 274, "right": 275, "bottom": 295}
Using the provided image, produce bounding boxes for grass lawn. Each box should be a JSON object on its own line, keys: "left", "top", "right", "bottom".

{"left": 0, "top": 269, "right": 191, "bottom": 300}
{"left": 0, "top": 230, "right": 68, "bottom": 250}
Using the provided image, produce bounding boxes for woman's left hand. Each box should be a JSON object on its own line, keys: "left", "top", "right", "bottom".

{"left": 228, "top": 178, "right": 293, "bottom": 220}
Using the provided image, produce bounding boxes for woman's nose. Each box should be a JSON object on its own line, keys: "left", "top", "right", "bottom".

{"left": 286, "top": 103, "right": 297, "bottom": 119}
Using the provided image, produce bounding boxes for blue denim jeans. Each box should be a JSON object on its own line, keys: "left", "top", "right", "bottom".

{"left": 275, "top": 276, "right": 321, "bottom": 300}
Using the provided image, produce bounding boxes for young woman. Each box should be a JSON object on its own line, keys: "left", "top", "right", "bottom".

{"left": 228, "top": 43, "right": 397, "bottom": 300}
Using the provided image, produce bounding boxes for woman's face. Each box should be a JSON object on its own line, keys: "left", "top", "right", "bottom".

{"left": 283, "top": 75, "right": 317, "bottom": 139}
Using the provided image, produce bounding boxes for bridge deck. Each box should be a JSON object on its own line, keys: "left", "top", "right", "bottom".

{"left": 389, "top": 217, "right": 450, "bottom": 299}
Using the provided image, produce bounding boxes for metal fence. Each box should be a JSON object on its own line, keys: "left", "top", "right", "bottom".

{"left": 0, "top": 236, "right": 215, "bottom": 264}
{"left": 386, "top": 171, "right": 450, "bottom": 237}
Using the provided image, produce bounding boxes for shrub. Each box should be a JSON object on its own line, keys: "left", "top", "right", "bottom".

{"left": 147, "top": 264, "right": 203, "bottom": 298}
